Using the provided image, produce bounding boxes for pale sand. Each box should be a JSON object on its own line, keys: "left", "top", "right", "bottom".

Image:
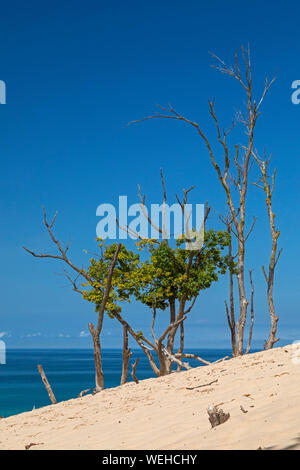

{"left": 1, "top": 344, "right": 300, "bottom": 450}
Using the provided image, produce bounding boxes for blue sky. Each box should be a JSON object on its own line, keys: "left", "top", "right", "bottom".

{"left": 0, "top": 0, "right": 299, "bottom": 349}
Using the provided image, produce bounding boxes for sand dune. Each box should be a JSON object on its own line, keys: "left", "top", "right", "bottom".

{"left": 0, "top": 344, "right": 300, "bottom": 450}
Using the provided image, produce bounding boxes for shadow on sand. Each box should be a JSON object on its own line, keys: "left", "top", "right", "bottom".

{"left": 263, "top": 434, "right": 300, "bottom": 450}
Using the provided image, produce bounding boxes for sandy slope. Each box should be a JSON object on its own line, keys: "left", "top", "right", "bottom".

{"left": 0, "top": 344, "right": 300, "bottom": 450}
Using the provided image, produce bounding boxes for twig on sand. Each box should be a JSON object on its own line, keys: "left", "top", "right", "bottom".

{"left": 186, "top": 379, "right": 218, "bottom": 390}
{"left": 213, "top": 356, "right": 230, "bottom": 364}
{"left": 78, "top": 389, "right": 90, "bottom": 398}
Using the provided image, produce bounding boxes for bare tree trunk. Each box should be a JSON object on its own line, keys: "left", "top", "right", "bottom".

{"left": 263, "top": 202, "right": 280, "bottom": 349}
{"left": 246, "top": 270, "right": 254, "bottom": 354}
{"left": 131, "top": 358, "right": 140, "bottom": 384}
{"left": 263, "top": 264, "right": 279, "bottom": 349}
{"left": 37, "top": 364, "right": 57, "bottom": 404}
{"left": 88, "top": 323, "right": 104, "bottom": 392}
{"left": 176, "top": 322, "right": 184, "bottom": 371}
{"left": 113, "top": 310, "right": 160, "bottom": 376}
{"left": 157, "top": 344, "right": 167, "bottom": 376}
{"left": 87, "top": 245, "right": 121, "bottom": 392}
{"left": 223, "top": 217, "right": 237, "bottom": 357}
{"left": 120, "top": 326, "right": 132, "bottom": 385}
{"left": 236, "top": 241, "right": 248, "bottom": 355}
{"left": 155, "top": 307, "right": 186, "bottom": 376}
{"left": 165, "top": 299, "right": 186, "bottom": 373}
{"left": 252, "top": 152, "right": 281, "bottom": 350}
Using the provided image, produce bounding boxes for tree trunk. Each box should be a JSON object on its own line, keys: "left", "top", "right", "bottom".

{"left": 246, "top": 270, "right": 254, "bottom": 354}
{"left": 89, "top": 324, "right": 104, "bottom": 392}
{"left": 236, "top": 240, "right": 248, "bottom": 355}
{"left": 224, "top": 220, "right": 237, "bottom": 357}
{"left": 165, "top": 299, "right": 186, "bottom": 373}
{"left": 176, "top": 322, "right": 184, "bottom": 371}
{"left": 113, "top": 311, "right": 160, "bottom": 377}
{"left": 131, "top": 358, "right": 140, "bottom": 384}
{"left": 252, "top": 154, "right": 281, "bottom": 350}
{"left": 169, "top": 298, "right": 176, "bottom": 324}
{"left": 37, "top": 364, "right": 57, "bottom": 404}
{"left": 120, "top": 326, "right": 132, "bottom": 385}
{"left": 263, "top": 243, "right": 280, "bottom": 349}
{"left": 263, "top": 199, "right": 280, "bottom": 349}
{"left": 157, "top": 344, "right": 167, "bottom": 376}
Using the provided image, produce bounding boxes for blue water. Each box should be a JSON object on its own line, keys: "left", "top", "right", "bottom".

{"left": 0, "top": 348, "right": 232, "bottom": 418}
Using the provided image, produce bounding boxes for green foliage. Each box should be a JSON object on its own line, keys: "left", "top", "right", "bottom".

{"left": 132, "top": 229, "right": 233, "bottom": 309}
{"left": 81, "top": 240, "right": 139, "bottom": 317}
{"left": 80, "top": 230, "right": 235, "bottom": 320}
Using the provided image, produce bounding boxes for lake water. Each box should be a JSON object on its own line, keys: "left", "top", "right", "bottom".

{"left": 0, "top": 348, "right": 233, "bottom": 418}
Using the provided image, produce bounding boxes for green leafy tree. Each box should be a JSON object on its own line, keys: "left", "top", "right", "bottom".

{"left": 128, "top": 229, "right": 232, "bottom": 374}
{"left": 81, "top": 241, "right": 139, "bottom": 316}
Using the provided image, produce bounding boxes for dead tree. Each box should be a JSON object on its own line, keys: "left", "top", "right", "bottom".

{"left": 37, "top": 364, "right": 57, "bottom": 404}
{"left": 128, "top": 46, "right": 275, "bottom": 355}
{"left": 252, "top": 151, "right": 282, "bottom": 349}
{"left": 131, "top": 358, "right": 140, "bottom": 384}
{"left": 23, "top": 209, "right": 121, "bottom": 392}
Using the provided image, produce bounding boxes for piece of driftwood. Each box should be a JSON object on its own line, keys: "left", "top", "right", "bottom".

{"left": 25, "top": 442, "right": 43, "bottom": 450}
{"left": 175, "top": 353, "right": 211, "bottom": 366}
{"left": 240, "top": 405, "right": 248, "bottom": 413}
{"left": 186, "top": 379, "right": 218, "bottom": 390}
{"left": 131, "top": 358, "right": 140, "bottom": 384}
{"left": 213, "top": 356, "right": 230, "bottom": 364}
{"left": 37, "top": 364, "right": 57, "bottom": 404}
{"left": 78, "top": 389, "right": 90, "bottom": 398}
{"left": 207, "top": 406, "right": 230, "bottom": 428}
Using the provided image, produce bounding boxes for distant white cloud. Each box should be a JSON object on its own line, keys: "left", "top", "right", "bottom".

{"left": 24, "top": 332, "right": 42, "bottom": 338}
{"left": 79, "top": 330, "right": 89, "bottom": 338}
{"left": 0, "top": 332, "right": 8, "bottom": 338}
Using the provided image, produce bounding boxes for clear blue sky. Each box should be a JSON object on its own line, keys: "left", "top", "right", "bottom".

{"left": 0, "top": 0, "right": 299, "bottom": 349}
